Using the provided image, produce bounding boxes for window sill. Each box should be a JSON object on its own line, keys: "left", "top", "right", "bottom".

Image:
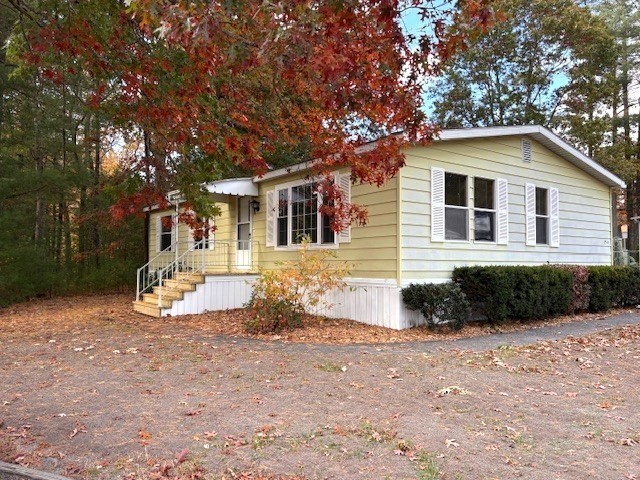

{"left": 274, "top": 243, "right": 339, "bottom": 251}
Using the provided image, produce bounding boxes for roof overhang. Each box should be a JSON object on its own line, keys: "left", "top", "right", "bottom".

{"left": 143, "top": 178, "right": 258, "bottom": 212}
{"left": 204, "top": 177, "right": 258, "bottom": 196}
{"left": 437, "top": 126, "right": 626, "bottom": 189}
{"left": 253, "top": 126, "right": 626, "bottom": 189}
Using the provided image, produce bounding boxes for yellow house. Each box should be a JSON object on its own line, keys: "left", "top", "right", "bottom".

{"left": 133, "top": 126, "right": 625, "bottom": 329}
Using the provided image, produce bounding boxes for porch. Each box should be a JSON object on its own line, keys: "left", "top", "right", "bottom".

{"left": 133, "top": 238, "right": 259, "bottom": 317}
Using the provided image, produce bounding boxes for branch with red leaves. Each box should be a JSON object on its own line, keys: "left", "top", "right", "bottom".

{"left": 21, "top": 0, "right": 498, "bottom": 230}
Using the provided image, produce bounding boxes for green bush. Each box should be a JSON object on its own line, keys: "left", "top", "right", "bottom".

{"left": 452, "top": 266, "right": 572, "bottom": 322}
{"left": 401, "top": 282, "right": 470, "bottom": 330}
{"left": 587, "top": 266, "right": 640, "bottom": 311}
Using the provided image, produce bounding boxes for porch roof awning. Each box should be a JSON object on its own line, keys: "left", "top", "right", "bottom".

{"left": 205, "top": 178, "right": 258, "bottom": 196}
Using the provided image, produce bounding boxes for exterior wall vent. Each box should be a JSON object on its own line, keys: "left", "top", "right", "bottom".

{"left": 522, "top": 138, "right": 532, "bottom": 163}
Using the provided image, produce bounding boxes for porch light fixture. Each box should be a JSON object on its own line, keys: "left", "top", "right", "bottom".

{"left": 249, "top": 198, "right": 260, "bottom": 213}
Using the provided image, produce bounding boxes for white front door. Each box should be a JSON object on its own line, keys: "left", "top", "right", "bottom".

{"left": 237, "top": 197, "right": 252, "bottom": 269}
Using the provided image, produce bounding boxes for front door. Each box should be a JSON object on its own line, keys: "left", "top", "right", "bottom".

{"left": 237, "top": 197, "right": 252, "bottom": 269}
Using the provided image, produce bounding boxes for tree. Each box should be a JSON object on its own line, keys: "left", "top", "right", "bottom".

{"left": 0, "top": 0, "right": 145, "bottom": 305}
{"left": 430, "top": 0, "right": 616, "bottom": 132}
{"left": 15, "top": 0, "right": 499, "bottom": 228}
{"left": 594, "top": 0, "right": 640, "bottom": 253}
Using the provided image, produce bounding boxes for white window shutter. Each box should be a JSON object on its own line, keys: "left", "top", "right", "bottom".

{"left": 549, "top": 188, "right": 560, "bottom": 247}
{"left": 155, "top": 216, "right": 162, "bottom": 253}
{"left": 525, "top": 183, "right": 536, "bottom": 246}
{"left": 496, "top": 178, "right": 509, "bottom": 245}
{"left": 431, "top": 167, "right": 445, "bottom": 242}
{"left": 266, "top": 190, "right": 275, "bottom": 247}
{"left": 338, "top": 173, "right": 352, "bottom": 244}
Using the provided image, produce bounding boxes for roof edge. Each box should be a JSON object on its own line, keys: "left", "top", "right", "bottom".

{"left": 255, "top": 126, "right": 625, "bottom": 189}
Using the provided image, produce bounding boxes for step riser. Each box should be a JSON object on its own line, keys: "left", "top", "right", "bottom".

{"left": 174, "top": 273, "right": 205, "bottom": 283}
{"left": 163, "top": 280, "right": 197, "bottom": 292}
{"left": 133, "top": 301, "right": 162, "bottom": 318}
{"left": 152, "top": 288, "right": 184, "bottom": 300}
{"left": 142, "top": 294, "right": 173, "bottom": 308}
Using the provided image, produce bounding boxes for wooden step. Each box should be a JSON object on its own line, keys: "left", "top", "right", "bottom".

{"left": 133, "top": 301, "right": 162, "bottom": 317}
{"left": 152, "top": 286, "right": 184, "bottom": 300}
{"left": 174, "top": 272, "right": 205, "bottom": 283}
{"left": 163, "top": 279, "right": 197, "bottom": 292}
{"left": 142, "top": 293, "right": 173, "bottom": 308}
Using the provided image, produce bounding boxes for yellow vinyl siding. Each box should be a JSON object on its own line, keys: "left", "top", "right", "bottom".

{"left": 254, "top": 170, "right": 399, "bottom": 279}
{"left": 401, "top": 136, "right": 613, "bottom": 282}
{"left": 148, "top": 200, "right": 235, "bottom": 271}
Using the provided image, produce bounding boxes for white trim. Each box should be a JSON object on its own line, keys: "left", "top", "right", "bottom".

{"left": 254, "top": 126, "right": 626, "bottom": 189}
{"left": 236, "top": 197, "right": 253, "bottom": 269}
{"left": 438, "top": 126, "right": 625, "bottom": 188}
{"left": 400, "top": 278, "right": 453, "bottom": 287}
{"left": 205, "top": 178, "right": 258, "bottom": 196}
{"left": 272, "top": 178, "right": 338, "bottom": 249}
{"left": 339, "top": 277, "right": 399, "bottom": 286}
{"left": 255, "top": 162, "right": 314, "bottom": 183}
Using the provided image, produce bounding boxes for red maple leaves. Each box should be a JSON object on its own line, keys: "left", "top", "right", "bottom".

{"left": 23, "top": 0, "right": 498, "bottom": 230}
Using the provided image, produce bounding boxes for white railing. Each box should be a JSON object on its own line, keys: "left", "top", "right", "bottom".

{"left": 136, "top": 241, "right": 179, "bottom": 301}
{"left": 156, "top": 238, "right": 208, "bottom": 307}
{"left": 150, "top": 240, "right": 259, "bottom": 308}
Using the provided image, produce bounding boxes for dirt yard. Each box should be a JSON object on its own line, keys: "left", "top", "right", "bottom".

{"left": 1, "top": 294, "right": 639, "bottom": 479}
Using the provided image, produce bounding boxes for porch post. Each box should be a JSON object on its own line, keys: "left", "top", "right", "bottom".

{"left": 175, "top": 201, "right": 179, "bottom": 263}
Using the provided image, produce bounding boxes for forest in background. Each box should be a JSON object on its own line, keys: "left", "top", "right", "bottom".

{"left": 0, "top": 0, "right": 638, "bottom": 306}
{"left": 0, "top": 3, "right": 147, "bottom": 306}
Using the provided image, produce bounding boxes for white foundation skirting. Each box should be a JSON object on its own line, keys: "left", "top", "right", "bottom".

{"left": 310, "top": 278, "right": 425, "bottom": 330}
{"left": 161, "top": 275, "right": 428, "bottom": 330}
{"left": 162, "top": 275, "right": 258, "bottom": 316}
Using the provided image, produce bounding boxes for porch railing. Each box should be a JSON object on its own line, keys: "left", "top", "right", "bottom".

{"left": 135, "top": 240, "right": 179, "bottom": 301}
{"left": 139, "top": 240, "right": 258, "bottom": 308}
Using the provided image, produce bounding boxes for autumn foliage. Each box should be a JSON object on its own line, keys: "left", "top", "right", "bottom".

{"left": 21, "top": 0, "right": 498, "bottom": 229}
{"left": 246, "top": 238, "right": 352, "bottom": 333}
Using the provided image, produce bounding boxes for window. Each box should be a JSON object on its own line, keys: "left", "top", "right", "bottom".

{"left": 291, "top": 184, "right": 318, "bottom": 243}
{"left": 277, "top": 189, "right": 289, "bottom": 247}
{"left": 526, "top": 184, "right": 558, "bottom": 247}
{"left": 275, "top": 181, "right": 336, "bottom": 247}
{"left": 535, "top": 187, "right": 548, "bottom": 244}
{"left": 474, "top": 178, "right": 495, "bottom": 242}
{"left": 159, "top": 215, "right": 173, "bottom": 251}
{"left": 444, "top": 172, "right": 468, "bottom": 240}
{"left": 191, "top": 217, "right": 213, "bottom": 250}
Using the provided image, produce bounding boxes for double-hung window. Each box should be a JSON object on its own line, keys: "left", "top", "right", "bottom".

{"left": 275, "top": 182, "right": 335, "bottom": 247}
{"left": 158, "top": 214, "right": 174, "bottom": 252}
{"left": 535, "top": 188, "right": 548, "bottom": 245}
{"left": 444, "top": 172, "right": 469, "bottom": 241}
{"left": 525, "top": 183, "right": 559, "bottom": 247}
{"left": 474, "top": 178, "right": 495, "bottom": 242}
{"left": 432, "top": 168, "right": 508, "bottom": 244}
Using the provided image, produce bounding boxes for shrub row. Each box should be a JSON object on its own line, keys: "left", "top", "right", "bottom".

{"left": 452, "top": 266, "right": 573, "bottom": 323}
{"left": 587, "top": 266, "right": 640, "bottom": 311}
{"left": 447, "top": 265, "right": 640, "bottom": 323}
